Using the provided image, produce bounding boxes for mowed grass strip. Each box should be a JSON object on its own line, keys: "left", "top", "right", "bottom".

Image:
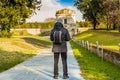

{"left": 74, "top": 30, "right": 120, "bottom": 51}
{"left": 0, "top": 36, "right": 51, "bottom": 72}
{"left": 70, "top": 41, "right": 120, "bottom": 80}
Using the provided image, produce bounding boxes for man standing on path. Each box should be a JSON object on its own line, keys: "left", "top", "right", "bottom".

{"left": 50, "top": 20, "right": 70, "bottom": 79}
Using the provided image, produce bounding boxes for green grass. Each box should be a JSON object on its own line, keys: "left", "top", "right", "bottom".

{"left": 0, "top": 36, "right": 51, "bottom": 72}
{"left": 12, "top": 30, "right": 32, "bottom": 36}
{"left": 70, "top": 41, "right": 120, "bottom": 80}
{"left": 74, "top": 30, "right": 120, "bottom": 51}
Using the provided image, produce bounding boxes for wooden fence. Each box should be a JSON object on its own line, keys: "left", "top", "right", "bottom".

{"left": 73, "top": 39, "right": 120, "bottom": 66}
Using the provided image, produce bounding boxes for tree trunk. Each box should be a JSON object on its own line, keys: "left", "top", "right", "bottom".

{"left": 119, "top": 25, "right": 120, "bottom": 32}
{"left": 1, "top": 26, "right": 6, "bottom": 31}
{"left": 93, "top": 19, "right": 97, "bottom": 30}
{"left": 93, "top": 23, "right": 96, "bottom": 30}
{"left": 113, "top": 23, "right": 116, "bottom": 30}
{"left": 106, "top": 22, "right": 109, "bottom": 30}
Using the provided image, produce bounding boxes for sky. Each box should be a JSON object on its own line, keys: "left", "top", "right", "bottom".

{"left": 57, "top": 0, "right": 74, "bottom": 6}
{"left": 26, "top": 0, "right": 83, "bottom": 22}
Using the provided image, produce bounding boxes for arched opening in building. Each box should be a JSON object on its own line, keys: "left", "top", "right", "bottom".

{"left": 64, "top": 19, "right": 67, "bottom": 24}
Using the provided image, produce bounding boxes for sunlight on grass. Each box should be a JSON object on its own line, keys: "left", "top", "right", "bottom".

{"left": 74, "top": 30, "right": 120, "bottom": 51}
{"left": 77, "top": 34, "right": 93, "bottom": 40}
{"left": 74, "top": 49, "right": 83, "bottom": 57}
{"left": 104, "top": 46, "right": 119, "bottom": 51}
{"left": 0, "top": 42, "right": 23, "bottom": 52}
{"left": 0, "top": 36, "right": 51, "bottom": 72}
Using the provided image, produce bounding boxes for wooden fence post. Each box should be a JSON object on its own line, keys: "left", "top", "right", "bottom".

{"left": 96, "top": 41, "right": 99, "bottom": 54}
{"left": 118, "top": 43, "right": 120, "bottom": 54}
{"left": 90, "top": 43, "right": 92, "bottom": 52}
{"left": 78, "top": 40, "right": 80, "bottom": 45}
{"left": 101, "top": 44, "right": 104, "bottom": 61}
{"left": 87, "top": 41, "right": 89, "bottom": 50}
{"left": 78, "top": 40, "right": 81, "bottom": 46}
{"left": 82, "top": 40, "right": 84, "bottom": 47}
{"left": 84, "top": 41, "right": 86, "bottom": 48}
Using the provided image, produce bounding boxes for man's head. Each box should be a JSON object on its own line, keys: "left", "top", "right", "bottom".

{"left": 54, "top": 22, "right": 63, "bottom": 30}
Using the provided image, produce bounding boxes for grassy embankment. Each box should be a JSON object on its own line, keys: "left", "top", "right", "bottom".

{"left": 74, "top": 30, "right": 120, "bottom": 51}
{"left": 70, "top": 41, "right": 120, "bottom": 80}
{"left": 0, "top": 35, "right": 51, "bottom": 72}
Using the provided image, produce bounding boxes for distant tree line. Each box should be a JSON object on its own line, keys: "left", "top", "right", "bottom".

{"left": 44, "top": 18, "right": 56, "bottom": 22}
{"left": 77, "top": 21, "right": 92, "bottom": 27}
{"left": 0, "top": 0, "right": 41, "bottom": 37}
{"left": 75, "top": 0, "right": 120, "bottom": 31}
{"left": 17, "top": 22, "right": 55, "bottom": 29}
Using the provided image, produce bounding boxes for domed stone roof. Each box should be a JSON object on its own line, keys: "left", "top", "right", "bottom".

{"left": 56, "top": 8, "right": 76, "bottom": 15}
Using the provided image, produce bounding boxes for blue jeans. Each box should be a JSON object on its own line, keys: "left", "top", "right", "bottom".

{"left": 54, "top": 52, "right": 68, "bottom": 76}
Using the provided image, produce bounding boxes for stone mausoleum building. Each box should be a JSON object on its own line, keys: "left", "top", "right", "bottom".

{"left": 55, "top": 8, "right": 78, "bottom": 37}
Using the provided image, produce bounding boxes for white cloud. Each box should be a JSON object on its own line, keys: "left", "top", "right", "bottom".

{"left": 26, "top": 0, "right": 83, "bottom": 22}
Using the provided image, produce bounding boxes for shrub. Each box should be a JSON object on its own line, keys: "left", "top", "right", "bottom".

{"left": 16, "top": 22, "right": 55, "bottom": 29}
{"left": 0, "top": 30, "right": 12, "bottom": 38}
{"left": 77, "top": 21, "right": 92, "bottom": 27}
{"left": 12, "top": 30, "right": 32, "bottom": 36}
{"left": 39, "top": 31, "right": 50, "bottom": 36}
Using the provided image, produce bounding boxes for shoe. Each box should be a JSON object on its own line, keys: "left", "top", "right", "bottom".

{"left": 63, "top": 75, "right": 69, "bottom": 79}
{"left": 53, "top": 75, "right": 58, "bottom": 79}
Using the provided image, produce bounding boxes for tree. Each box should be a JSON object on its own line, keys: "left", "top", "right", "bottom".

{"left": 77, "top": 21, "right": 92, "bottom": 27}
{"left": 74, "top": 0, "right": 103, "bottom": 29}
{"left": 44, "top": 17, "right": 56, "bottom": 22}
{"left": 0, "top": 0, "right": 41, "bottom": 37}
{"left": 117, "top": 0, "right": 120, "bottom": 32}
{"left": 102, "top": 0, "right": 119, "bottom": 30}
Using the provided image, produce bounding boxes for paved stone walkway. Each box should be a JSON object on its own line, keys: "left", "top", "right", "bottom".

{"left": 0, "top": 42, "right": 84, "bottom": 80}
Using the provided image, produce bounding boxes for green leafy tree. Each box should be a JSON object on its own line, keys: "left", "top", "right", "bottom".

{"left": 0, "top": 0, "right": 41, "bottom": 37}
{"left": 74, "top": 0, "right": 103, "bottom": 29}
{"left": 77, "top": 21, "right": 92, "bottom": 27}
{"left": 117, "top": 0, "right": 120, "bottom": 32}
{"left": 102, "top": 0, "right": 119, "bottom": 30}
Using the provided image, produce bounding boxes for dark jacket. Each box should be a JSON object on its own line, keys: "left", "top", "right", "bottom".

{"left": 50, "top": 22, "right": 70, "bottom": 53}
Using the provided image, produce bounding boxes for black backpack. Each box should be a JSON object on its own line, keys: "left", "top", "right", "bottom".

{"left": 53, "top": 29, "right": 63, "bottom": 44}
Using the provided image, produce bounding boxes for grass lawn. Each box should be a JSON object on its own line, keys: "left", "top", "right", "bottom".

{"left": 70, "top": 41, "right": 120, "bottom": 80}
{"left": 0, "top": 36, "right": 51, "bottom": 72}
{"left": 74, "top": 30, "right": 120, "bottom": 51}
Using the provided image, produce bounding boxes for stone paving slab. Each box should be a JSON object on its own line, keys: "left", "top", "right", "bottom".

{"left": 0, "top": 42, "right": 84, "bottom": 80}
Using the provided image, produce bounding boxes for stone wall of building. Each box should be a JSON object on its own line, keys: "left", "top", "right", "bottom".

{"left": 56, "top": 8, "right": 78, "bottom": 36}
